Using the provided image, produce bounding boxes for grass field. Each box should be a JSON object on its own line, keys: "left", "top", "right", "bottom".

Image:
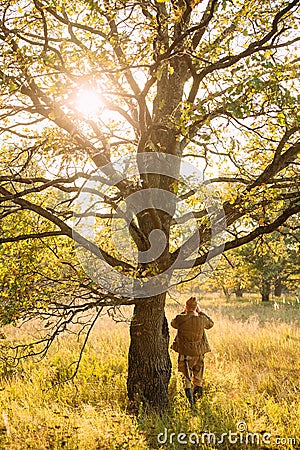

{"left": 0, "top": 294, "right": 299, "bottom": 449}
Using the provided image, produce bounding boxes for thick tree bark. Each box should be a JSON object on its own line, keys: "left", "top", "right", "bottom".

{"left": 127, "top": 293, "right": 171, "bottom": 411}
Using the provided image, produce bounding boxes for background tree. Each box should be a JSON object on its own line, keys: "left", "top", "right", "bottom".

{"left": 235, "top": 232, "right": 300, "bottom": 301}
{"left": 1, "top": 0, "right": 300, "bottom": 410}
{"left": 203, "top": 251, "right": 253, "bottom": 299}
{"left": 207, "top": 226, "right": 300, "bottom": 301}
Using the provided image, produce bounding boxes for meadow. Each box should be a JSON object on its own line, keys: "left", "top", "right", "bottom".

{"left": 0, "top": 294, "right": 299, "bottom": 450}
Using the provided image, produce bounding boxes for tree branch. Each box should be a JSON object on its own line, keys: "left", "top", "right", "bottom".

{"left": 0, "top": 185, "right": 133, "bottom": 270}
{"left": 0, "top": 231, "right": 64, "bottom": 243}
{"left": 189, "top": 202, "right": 300, "bottom": 268}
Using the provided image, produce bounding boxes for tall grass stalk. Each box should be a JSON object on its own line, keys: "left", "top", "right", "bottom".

{"left": 0, "top": 296, "right": 299, "bottom": 449}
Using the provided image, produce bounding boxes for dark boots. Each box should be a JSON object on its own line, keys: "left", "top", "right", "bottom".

{"left": 184, "top": 386, "right": 203, "bottom": 406}
{"left": 193, "top": 385, "right": 203, "bottom": 400}
{"left": 184, "top": 388, "right": 194, "bottom": 406}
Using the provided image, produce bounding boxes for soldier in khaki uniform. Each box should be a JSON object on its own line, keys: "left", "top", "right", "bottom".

{"left": 171, "top": 297, "right": 214, "bottom": 406}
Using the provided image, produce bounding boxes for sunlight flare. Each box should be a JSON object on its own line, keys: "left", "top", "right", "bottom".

{"left": 75, "top": 88, "right": 103, "bottom": 118}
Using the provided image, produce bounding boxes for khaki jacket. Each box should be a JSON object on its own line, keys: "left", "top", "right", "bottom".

{"left": 171, "top": 311, "right": 214, "bottom": 356}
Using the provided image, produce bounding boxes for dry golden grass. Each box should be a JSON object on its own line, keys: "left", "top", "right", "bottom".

{"left": 0, "top": 295, "right": 299, "bottom": 449}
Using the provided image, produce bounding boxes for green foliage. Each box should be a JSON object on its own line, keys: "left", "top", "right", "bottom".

{"left": 0, "top": 0, "right": 299, "bottom": 298}
{"left": 0, "top": 227, "right": 78, "bottom": 325}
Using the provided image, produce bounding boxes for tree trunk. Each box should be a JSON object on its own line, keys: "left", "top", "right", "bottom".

{"left": 274, "top": 277, "right": 283, "bottom": 297}
{"left": 221, "top": 284, "right": 231, "bottom": 300}
{"left": 261, "top": 278, "right": 271, "bottom": 302}
{"left": 234, "top": 286, "right": 243, "bottom": 298}
{"left": 127, "top": 292, "right": 171, "bottom": 411}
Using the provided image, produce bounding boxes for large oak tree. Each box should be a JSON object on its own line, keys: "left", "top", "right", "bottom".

{"left": 0, "top": 0, "right": 300, "bottom": 410}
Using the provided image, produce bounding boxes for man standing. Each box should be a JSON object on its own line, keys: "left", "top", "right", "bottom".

{"left": 171, "top": 297, "right": 214, "bottom": 406}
